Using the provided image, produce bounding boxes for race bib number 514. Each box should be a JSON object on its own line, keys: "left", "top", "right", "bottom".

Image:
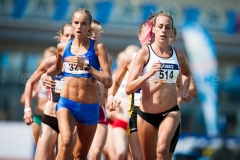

{"left": 152, "top": 63, "right": 179, "bottom": 83}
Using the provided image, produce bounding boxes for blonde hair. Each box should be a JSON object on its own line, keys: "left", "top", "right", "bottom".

{"left": 44, "top": 46, "right": 57, "bottom": 57}
{"left": 116, "top": 51, "right": 126, "bottom": 66}
{"left": 54, "top": 23, "right": 72, "bottom": 42}
{"left": 89, "top": 19, "right": 103, "bottom": 38}
{"left": 72, "top": 8, "right": 93, "bottom": 36}
{"left": 153, "top": 11, "right": 174, "bottom": 28}
{"left": 148, "top": 12, "right": 157, "bottom": 21}
{"left": 138, "top": 20, "right": 148, "bottom": 35}
{"left": 172, "top": 26, "right": 177, "bottom": 39}
{"left": 138, "top": 20, "right": 153, "bottom": 45}
{"left": 38, "top": 46, "right": 57, "bottom": 66}
{"left": 125, "top": 45, "right": 140, "bottom": 55}
{"left": 72, "top": 8, "right": 92, "bottom": 22}
{"left": 92, "top": 19, "right": 103, "bottom": 33}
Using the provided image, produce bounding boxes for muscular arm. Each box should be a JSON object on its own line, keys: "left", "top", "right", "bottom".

{"left": 176, "top": 50, "right": 192, "bottom": 101}
{"left": 189, "top": 76, "right": 197, "bottom": 97}
{"left": 108, "top": 55, "right": 130, "bottom": 96}
{"left": 177, "top": 66, "right": 197, "bottom": 106}
{"left": 21, "top": 83, "right": 38, "bottom": 104}
{"left": 46, "top": 43, "right": 64, "bottom": 77}
{"left": 24, "top": 56, "right": 55, "bottom": 109}
{"left": 176, "top": 73, "right": 183, "bottom": 106}
{"left": 104, "top": 54, "right": 114, "bottom": 98}
{"left": 89, "top": 42, "right": 112, "bottom": 88}
{"left": 176, "top": 48, "right": 197, "bottom": 98}
{"left": 126, "top": 47, "right": 152, "bottom": 95}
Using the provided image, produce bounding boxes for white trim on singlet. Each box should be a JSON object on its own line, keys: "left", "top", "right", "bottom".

{"left": 130, "top": 52, "right": 137, "bottom": 72}
{"left": 129, "top": 52, "right": 142, "bottom": 107}
{"left": 38, "top": 80, "right": 48, "bottom": 98}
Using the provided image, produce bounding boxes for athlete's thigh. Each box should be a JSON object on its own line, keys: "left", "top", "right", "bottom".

{"left": 71, "top": 126, "right": 77, "bottom": 148}
{"left": 112, "top": 127, "right": 128, "bottom": 155}
{"left": 90, "top": 123, "right": 108, "bottom": 149}
{"left": 56, "top": 108, "right": 76, "bottom": 138}
{"left": 32, "top": 122, "right": 41, "bottom": 144}
{"left": 102, "top": 124, "right": 115, "bottom": 160}
{"left": 35, "top": 123, "right": 58, "bottom": 160}
{"left": 158, "top": 111, "right": 181, "bottom": 146}
{"left": 75, "top": 122, "right": 97, "bottom": 156}
{"left": 128, "top": 132, "right": 142, "bottom": 159}
{"left": 137, "top": 115, "right": 158, "bottom": 159}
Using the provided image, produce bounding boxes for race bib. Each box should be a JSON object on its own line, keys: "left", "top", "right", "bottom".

{"left": 133, "top": 93, "right": 142, "bottom": 107}
{"left": 55, "top": 79, "right": 64, "bottom": 91}
{"left": 152, "top": 63, "right": 179, "bottom": 83}
{"left": 63, "top": 60, "right": 89, "bottom": 74}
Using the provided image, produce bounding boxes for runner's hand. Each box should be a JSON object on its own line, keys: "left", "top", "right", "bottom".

{"left": 106, "top": 97, "right": 121, "bottom": 112}
{"left": 181, "top": 92, "right": 191, "bottom": 103}
{"left": 148, "top": 61, "right": 162, "bottom": 76}
{"left": 65, "top": 56, "right": 85, "bottom": 68}
{"left": 23, "top": 111, "right": 34, "bottom": 126}
{"left": 42, "top": 74, "right": 55, "bottom": 89}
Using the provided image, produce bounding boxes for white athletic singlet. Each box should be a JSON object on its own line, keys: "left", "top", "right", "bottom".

{"left": 38, "top": 80, "right": 48, "bottom": 98}
{"left": 128, "top": 52, "right": 142, "bottom": 109}
{"left": 142, "top": 45, "right": 180, "bottom": 83}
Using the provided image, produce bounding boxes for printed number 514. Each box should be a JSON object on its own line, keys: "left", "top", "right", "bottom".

{"left": 159, "top": 70, "right": 173, "bottom": 79}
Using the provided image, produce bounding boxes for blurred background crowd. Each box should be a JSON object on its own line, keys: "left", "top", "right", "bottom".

{"left": 0, "top": 0, "right": 240, "bottom": 159}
